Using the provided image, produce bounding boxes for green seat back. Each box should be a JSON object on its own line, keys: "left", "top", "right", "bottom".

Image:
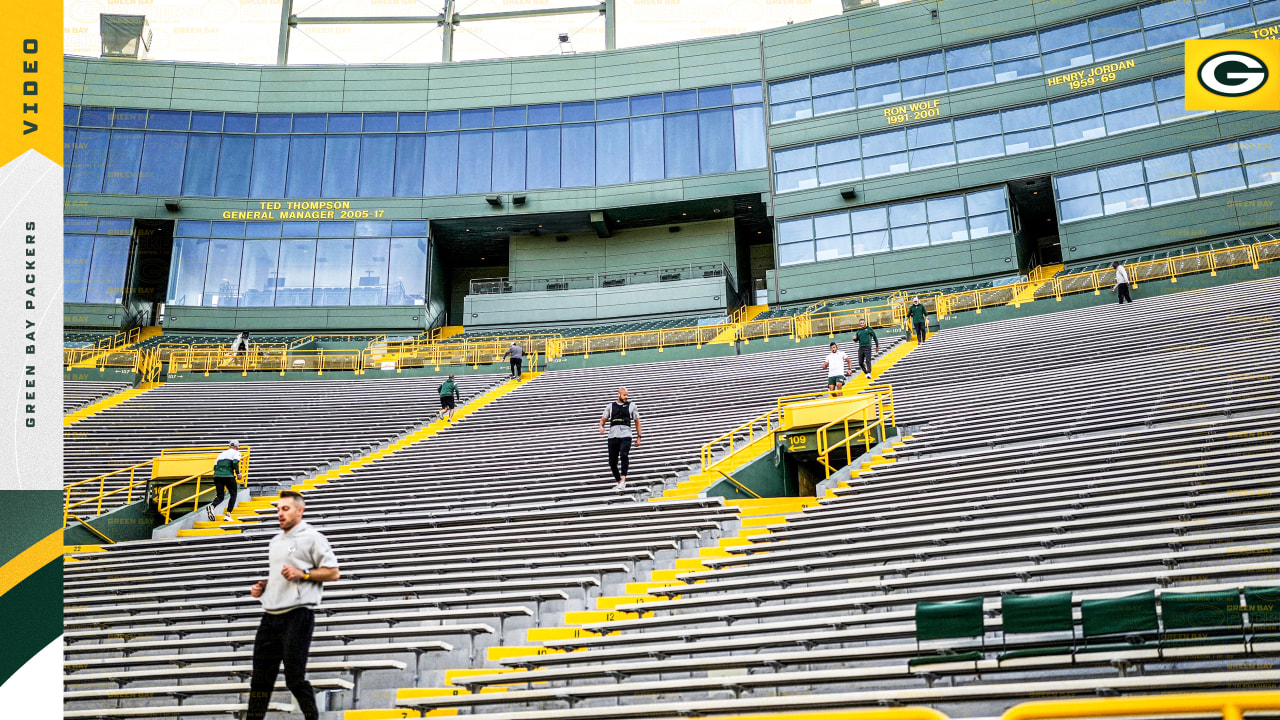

{"left": 1002, "top": 592, "right": 1074, "bottom": 635}
{"left": 916, "top": 597, "right": 984, "bottom": 642}
{"left": 1245, "top": 586, "right": 1280, "bottom": 626}
{"left": 1161, "top": 589, "right": 1242, "bottom": 631}
{"left": 1081, "top": 590, "right": 1158, "bottom": 638}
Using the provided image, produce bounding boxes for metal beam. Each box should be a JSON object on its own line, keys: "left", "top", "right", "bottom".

{"left": 456, "top": 5, "right": 602, "bottom": 22}
{"left": 441, "top": 0, "right": 456, "bottom": 63}
{"left": 604, "top": 0, "right": 616, "bottom": 50}
{"left": 276, "top": 0, "right": 293, "bottom": 66}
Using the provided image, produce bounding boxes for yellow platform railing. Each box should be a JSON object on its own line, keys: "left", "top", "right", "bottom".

{"left": 64, "top": 461, "right": 153, "bottom": 544}
{"left": 816, "top": 385, "right": 895, "bottom": 475}
{"left": 153, "top": 446, "right": 251, "bottom": 524}
{"left": 699, "top": 390, "right": 853, "bottom": 473}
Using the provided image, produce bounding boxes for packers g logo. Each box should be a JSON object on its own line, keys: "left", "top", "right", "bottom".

{"left": 1197, "top": 51, "right": 1269, "bottom": 96}
{"left": 1185, "top": 40, "right": 1280, "bottom": 111}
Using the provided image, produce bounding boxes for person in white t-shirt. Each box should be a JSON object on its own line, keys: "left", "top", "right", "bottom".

{"left": 1111, "top": 261, "right": 1133, "bottom": 305}
{"left": 822, "top": 342, "right": 853, "bottom": 395}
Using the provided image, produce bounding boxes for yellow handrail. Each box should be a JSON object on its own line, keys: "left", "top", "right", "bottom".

{"left": 700, "top": 405, "right": 783, "bottom": 474}
{"left": 713, "top": 469, "right": 762, "bottom": 499}
{"left": 154, "top": 446, "right": 251, "bottom": 524}
{"left": 1004, "top": 691, "right": 1280, "bottom": 720}
{"left": 815, "top": 386, "right": 895, "bottom": 475}
{"left": 64, "top": 461, "right": 152, "bottom": 533}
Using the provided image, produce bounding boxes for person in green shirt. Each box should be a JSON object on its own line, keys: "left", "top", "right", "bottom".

{"left": 854, "top": 319, "right": 880, "bottom": 378}
{"left": 437, "top": 375, "right": 460, "bottom": 422}
{"left": 908, "top": 298, "right": 929, "bottom": 344}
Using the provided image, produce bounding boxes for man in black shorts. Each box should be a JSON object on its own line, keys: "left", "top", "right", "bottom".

{"left": 438, "top": 374, "right": 459, "bottom": 422}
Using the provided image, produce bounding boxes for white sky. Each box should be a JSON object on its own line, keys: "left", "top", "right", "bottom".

{"left": 65, "top": 0, "right": 847, "bottom": 66}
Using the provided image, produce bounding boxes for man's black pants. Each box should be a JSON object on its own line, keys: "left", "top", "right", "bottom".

{"left": 213, "top": 476, "right": 238, "bottom": 513}
{"left": 858, "top": 346, "right": 873, "bottom": 376}
{"left": 913, "top": 321, "right": 926, "bottom": 344}
{"left": 607, "top": 436, "right": 632, "bottom": 482}
{"left": 510, "top": 357, "right": 523, "bottom": 377}
{"left": 247, "top": 607, "right": 318, "bottom": 720}
{"left": 1117, "top": 282, "right": 1133, "bottom": 304}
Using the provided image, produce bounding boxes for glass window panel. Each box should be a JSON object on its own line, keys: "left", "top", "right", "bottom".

{"left": 526, "top": 125, "right": 561, "bottom": 190}
{"left": 1102, "top": 185, "right": 1149, "bottom": 214}
{"left": 1196, "top": 166, "right": 1247, "bottom": 195}
{"left": 1198, "top": 5, "right": 1256, "bottom": 34}
{"left": 328, "top": 114, "right": 361, "bottom": 132}
{"left": 891, "top": 224, "right": 930, "bottom": 250}
{"left": 769, "top": 77, "right": 810, "bottom": 104}
{"left": 147, "top": 110, "right": 189, "bottom": 130}
{"left": 238, "top": 240, "right": 280, "bottom": 307}
{"left": 393, "top": 135, "right": 425, "bottom": 197}
{"left": 291, "top": 114, "right": 326, "bottom": 133}
{"left": 113, "top": 109, "right": 146, "bottom": 128}
{"left": 1092, "top": 32, "right": 1144, "bottom": 60}
{"left": 137, "top": 132, "right": 187, "bottom": 195}
{"left": 210, "top": 220, "right": 244, "bottom": 238}
{"left": 1104, "top": 105, "right": 1159, "bottom": 134}
{"left": 777, "top": 217, "right": 814, "bottom": 243}
{"left": 286, "top": 135, "right": 325, "bottom": 198}
{"left": 460, "top": 109, "right": 492, "bottom": 129}
{"left": 491, "top": 127, "right": 527, "bottom": 192}
{"left": 906, "top": 121, "right": 952, "bottom": 148}
{"left": 65, "top": 234, "right": 95, "bottom": 303}
{"left": 1054, "top": 115, "right": 1108, "bottom": 144}
{"left": 857, "top": 57, "right": 900, "bottom": 83}
{"left": 864, "top": 128, "right": 907, "bottom": 154}
{"left": 774, "top": 145, "right": 815, "bottom": 172}
{"left": 167, "top": 236, "right": 208, "bottom": 305}
{"left": 733, "top": 104, "right": 767, "bottom": 170}
{"left": 355, "top": 220, "right": 391, "bottom": 237}
{"left": 428, "top": 111, "right": 459, "bottom": 131}
{"left": 314, "top": 237, "right": 353, "bottom": 306}
{"left": 562, "top": 122, "right": 595, "bottom": 188}
{"left": 863, "top": 150, "right": 909, "bottom": 178}
{"left": 1242, "top": 133, "right": 1280, "bottom": 162}
{"left": 1002, "top": 104, "right": 1050, "bottom": 131}
{"left": 358, "top": 135, "right": 396, "bottom": 197}
{"left": 274, "top": 239, "right": 315, "bottom": 307}
{"left": 257, "top": 114, "right": 290, "bottom": 133}
{"left": 927, "top": 196, "right": 966, "bottom": 220}
{"left": 596, "top": 119, "right": 629, "bottom": 185}
{"left": 424, "top": 132, "right": 459, "bottom": 196}
{"left": 596, "top": 98, "right": 628, "bottom": 120}
{"left": 1156, "top": 96, "right": 1204, "bottom": 123}
{"left": 1144, "top": 18, "right": 1198, "bottom": 47}
{"left": 992, "top": 32, "right": 1039, "bottom": 60}
{"left": 770, "top": 98, "right": 812, "bottom": 123}
{"left": 387, "top": 237, "right": 428, "bottom": 306}
{"left": 458, "top": 130, "right": 495, "bottom": 194}
{"left": 850, "top": 206, "right": 888, "bottom": 233}
{"left": 813, "top": 91, "right": 856, "bottom": 116}
{"left": 350, "top": 236, "right": 389, "bottom": 306}
{"left": 223, "top": 114, "right": 253, "bottom": 132}
{"left": 889, "top": 201, "right": 926, "bottom": 228}
{"left": 80, "top": 107, "right": 112, "bottom": 127}
{"left": 173, "top": 220, "right": 210, "bottom": 236}
{"left": 322, "top": 135, "right": 360, "bottom": 197}
{"left": 1098, "top": 161, "right": 1145, "bottom": 190}
{"left": 245, "top": 222, "right": 279, "bottom": 238}
{"left": 630, "top": 94, "right": 662, "bottom": 116}
{"left": 249, "top": 136, "right": 289, "bottom": 198}
{"left": 1059, "top": 193, "right": 1104, "bottom": 222}
{"left": 1004, "top": 127, "right": 1053, "bottom": 154}
{"left": 1144, "top": 152, "right": 1192, "bottom": 181}
{"left": 858, "top": 82, "right": 902, "bottom": 107}
{"left": 65, "top": 105, "right": 80, "bottom": 126}
{"left": 811, "top": 70, "right": 853, "bottom": 96}
{"left": 1091, "top": 8, "right": 1141, "bottom": 38}
{"left": 900, "top": 52, "right": 945, "bottom": 79}
{"left": 1154, "top": 75, "right": 1185, "bottom": 101}
{"left": 698, "top": 86, "right": 733, "bottom": 109}
{"left": 948, "top": 65, "right": 995, "bottom": 91}
{"left": 563, "top": 101, "right": 595, "bottom": 122}
{"left": 182, "top": 134, "right": 220, "bottom": 196}
{"left": 779, "top": 241, "right": 815, "bottom": 266}
{"left": 493, "top": 106, "right": 526, "bottom": 127}
{"left": 316, "top": 221, "right": 351, "bottom": 237}
{"left": 665, "top": 90, "right": 697, "bottom": 112}
{"left": 1142, "top": 0, "right": 1195, "bottom": 27}
{"left": 1040, "top": 21, "right": 1090, "bottom": 51}
{"left": 777, "top": 167, "right": 818, "bottom": 192}
{"left": 966, "top": 187, "right": 1008, "bottom": 215}
{"left": 1257, "top": 0, "right": 1280, "bottom": 22}
{"left": 1246, "top": 159, "right": 1280, "bottom": 187}
{"left": 733, "top": 82, "right": 763, "bottom": 105}
{"left": 203, "top": 238, "right": 243, "bottom": 307}
{"left": 901, "top": 73, "right": 948, "bottom": 100}
{"left": 815, "top": 233, "right": 852, "bottom": 261}
{"left": 994, "top": 56, "right": 1042, "bottom": 82}
{"left": 391, "top": 220, "right": 428, "bottom": 236}
{"left": 947, "top": 43, "right": 991, "bottom": 69}
{"left": 664, "top": 112, "right": 700, "bottom": 178}
{"left": 64, "top": 128, "right": 75, "bottom": 188}
{"left": 957, "top": 135, "right": 1005, "bottom": 162}
{"left": 817, "top": 137, "right": 858, "bottom": 165}
{"left": 215, "top": 135, "right": 254, "bottom": 198}
{"left": 1148, "top": 176, "right": 1198, "bottom": 205}
{"left": 191, "top": 112, "right": 222, "bottom": 131}
{"left": 968, "top": 209, "right": 1012, "bottom": 237}
{"left": 398, "top": 112, "right": 426, "bottom": 132}
{"left": 698, "top": 107, "right": 735, "bottom": 175}
{"left": 909, "top": 143, "right": 955, "bottom": 169}
{"left": 813, "top": 212, "right": 850, "bottom": 238}
{"left": 853, "top": 229, "right": 890, "bottom": 255}
{"left": 1191, "top": 143, "right": 1242, "bottom": 172}
{"left": 98, "top": 217, "right": 132, "bottom": 235}
{"left": 930, "top": 218, "right": 970, "bottom": 244}
{"left": 363, "top": 113, "right": 396, "bottom": 132}
{"left": 528, "top": 104, "right": 560, "bottom": 124}
{"left": 1051, "top": 93, "right": 1103, "bottom": 123}
{"left": 1101, "top": 81, "right": 1155, "bottom": 112}
{"left": 1042, "top": 45, "right": 1094, "bottom": 74}
{"left": 103, "top": 130, "right": 144, "bottom": 194}
{"left": 630, "top": 115, "right": 664, "bottom": 182}
{"left": 953, "top": 113, "right": 1000, "bottom": 141}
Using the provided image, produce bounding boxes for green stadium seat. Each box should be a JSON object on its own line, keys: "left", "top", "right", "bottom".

{"left": 997, "top": 592, "right": 1075, "bottom": 662}
{"left": 1079, "top": 589, "right": 1158, "bottom": 653}
{"left": 1159, "top": 588, "right": 1244, "bottom": 649}
{"left": 1244, "top": 586, "right": 1280, "bottom": 649}
{"left": 908, "top": 597, "right": 985, "bottom": 667}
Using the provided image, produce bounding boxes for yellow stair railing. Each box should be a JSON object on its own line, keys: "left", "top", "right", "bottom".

{"left": 815, "top": 385, "right": 896, "bottom": 475}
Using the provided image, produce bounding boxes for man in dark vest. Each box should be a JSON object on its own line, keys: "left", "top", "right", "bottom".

{"left": 908, "top": 298, "right": 929, "bottom": 344}
{"left": 598, "top": 387, "right": 642, "bottom": 491}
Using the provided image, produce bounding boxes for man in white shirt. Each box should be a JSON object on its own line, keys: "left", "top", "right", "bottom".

{"left": 599, "top": 387, "right": 642, "bottom": 490}
{"left": 822, "top": 342, "right": 853, "bottom": 395}
{"left": 1112, "top": 261, "right": 1133, "bottom": 304}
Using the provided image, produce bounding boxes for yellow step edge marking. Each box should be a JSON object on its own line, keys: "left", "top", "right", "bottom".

{"left": 64, "top": 545, "right": 105, "bottom": 554}
{"left": 595, "top": 595, "right": 663, "bottom": 610}
{"left": 486, "top": 646, "right": 570, "bottom": 662}
{"left": 564, "top": 610, "right": 643, "bottom": 624}
{"left": 526, "top": 627, "right": 602, "bottom": 641}
{"left": 64, "top": 385, "right": 159, "bottom": 426}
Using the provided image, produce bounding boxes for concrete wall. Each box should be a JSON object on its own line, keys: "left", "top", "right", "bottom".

{"left": 463, "top": 276, "right": 730, "bottom": 327}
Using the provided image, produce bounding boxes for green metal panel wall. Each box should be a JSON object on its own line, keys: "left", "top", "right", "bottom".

{"left": 508, "top": 220, "right": 736, "bottom": 278}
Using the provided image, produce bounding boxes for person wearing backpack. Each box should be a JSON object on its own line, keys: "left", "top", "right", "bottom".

{"left": 598, "top": 387, "right": 642, "bottom": 491}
